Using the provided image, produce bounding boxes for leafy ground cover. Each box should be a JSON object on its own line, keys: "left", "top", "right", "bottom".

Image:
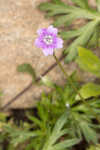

{"left": 1, "top": 47, "right": 100, "bottom": 149}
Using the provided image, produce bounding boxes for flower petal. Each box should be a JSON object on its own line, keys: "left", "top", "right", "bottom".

{"left": 42, "top": 48, "right": 54, "bottom": 56}
{"left": 34, "top": 38, "right": 41, "bottom": 48}
{"left": 56, "top": 38, "right": 63, "bottom": 49}
{"left": 47, "top": 25, "right": 58, "bottom": 35}
{"left": 37, "top": 29, "right": 43, "bottom": 35}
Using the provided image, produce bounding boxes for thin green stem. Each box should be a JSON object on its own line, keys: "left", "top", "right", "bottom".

{"left": 53, "top": 53, "right": 100, "bottom": 123}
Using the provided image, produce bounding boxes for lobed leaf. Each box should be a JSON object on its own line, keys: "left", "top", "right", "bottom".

{"left": 64, "top": 20, "right": 99, "bottom": 62}
{"left": 76, "top": 83, "right": 100, "bottom": 100}
{"left": 42, "top": 112, "right": 80, "bottom": 150}
{"left": 71, "top": 0, "right": 89, "bottom": 9}
{"left": 17, "top": 63, "right": 36, "bottom": 83}
{"left": 76, "top": 47, "right": 100, "bottom": 77}
{"left": 87, "top": 144, "right": 100, "bottom": 150}
{"left": 53, "top": 14, "right": 76, "bottom": 27}
{"left": 39, "top": 2, "right": 72, "bottom": 16}
{"left": 96, "top": 0, "right": 100, "bottom": 12}
{"left": 53, "top": 138, "right": 80, "bottom": 150}
{"left": 80, "top": 121, "right": 98, "bottom": 144}
{"left": 3, "top": 125, "right": 38, "bottom": 146}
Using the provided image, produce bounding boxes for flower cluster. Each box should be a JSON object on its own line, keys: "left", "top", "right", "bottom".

{"left": 35, "top": 25, "right": 63, "bottom": 56}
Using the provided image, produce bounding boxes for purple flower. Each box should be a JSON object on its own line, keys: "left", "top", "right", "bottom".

{"left": 35, "top": 25, "right": 63, "bottom": 56}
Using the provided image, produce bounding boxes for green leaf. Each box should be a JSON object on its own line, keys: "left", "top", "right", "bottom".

{"left": 53, "top": 138, "right": 80, "bottom": 150}
{"left": 53, "top": 14, "right": 76, "bottom": 27}
{"left": 76, "top": 47, "right": 100, "bottom": 77}
{"left": 37, "top": 103, "right": 49, "bottom": 124}
{"left": 87, "top": 26, "right": 100, "bottom": 48}
{"left": 96, "top": 0, "right": 100, "bottom": 11}
{"left": 17, "top": 63, "right": 36, "bottom": 83}
{"left": 87, "top": 144, "right": 100, "bottom": 150}
{"left": 80, "top": 121, "right": 98, "bottom": 144}
{"left": 42, "top": 112, "right": 77, "bottom": 150}
{"left": 60, "top": 30, "right": 80, "bottom": 40}
{"left": 0, "top": 112, "right": 7, "bottom": 122}
{"left": 39, "top": 2, "right": 72, "bottom": 17}
{"left": 64, "top": 20, "right": 99, "bottom": 63}
{"left": 4, "top": 125, "right": 38, "bottom": 146}
{"left": 52, "top": 112, "right": 67, "bottom": 134}
{"left": 52, "top": 0, "right": 64, "bottom": 5}
{"left": 71, "top": 0, "right": 89, "bottom": 9}
{"left": 76, "top": 83, "right": 100, "bottom": 100}
{"left": 40, "top": 76, "right": 55, "bottom": 88}
{"left": 47, "top": 112, "right": 68, "bottom": 146}
{"left": 0, "top": 91, "right": 3, "bottom": 97}
{"left": 27, "top": 114, "right": 42, "bottom": 128}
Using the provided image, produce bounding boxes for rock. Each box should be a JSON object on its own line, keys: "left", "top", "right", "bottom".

{"left": 0, "top": 0, "right": 66, "bottom": 110}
